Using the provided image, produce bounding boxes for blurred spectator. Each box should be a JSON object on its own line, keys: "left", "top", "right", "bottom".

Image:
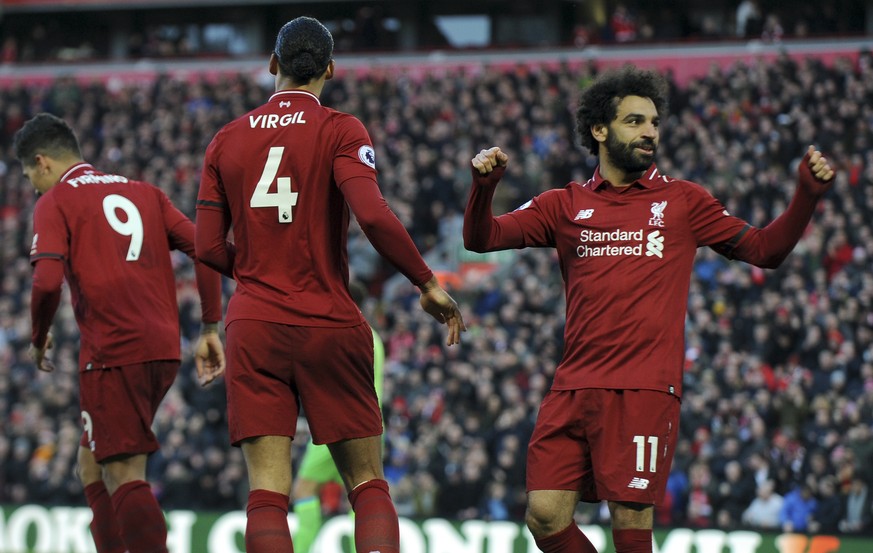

{"left": 742, "top": 480, "right": 784, "bottom": 530}
{"left": 735, "top": 0, "right": 763, "bottom": 38}
{"left": 780, "top": 484, "right": 818, "bottom": 533}
{"left": 659, "top": 455, "right": 689, "bottom": 526}
{"left": 609, "top": 4, "right": 638, "bottom": 43}
{"left": 761, "top": 14, "right": 785, "bottom": 43}
{"left": 712, "top": 460, "right": 756, "bottom": 529}
{"left": 1, "top": 37, "right": 18, "bottom": 64}
{"left": 687, "top": 462, "right": 715, "bottom": 527}
{"left": 840, "top": 476, "right": 873, "bottom": 533}
{"left": 809, "top": 476, "right": 843, "bottom": 534}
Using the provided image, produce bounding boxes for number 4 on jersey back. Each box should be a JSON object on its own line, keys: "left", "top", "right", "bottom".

{"left": 250, "top": 146, "right": 298, "bottom": 223}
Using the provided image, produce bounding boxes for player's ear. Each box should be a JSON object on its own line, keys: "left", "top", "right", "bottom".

{"left": 324, "top": 59, "right": 335, "bottom": 81}
{"left": 34, "top": 153, "right": 51, "bottom": 173}
{"left": 268, "top": 52, "right": 279, "bottom": 76}
{"left": 591, "top": 124, "right": 608, "bottom": 144}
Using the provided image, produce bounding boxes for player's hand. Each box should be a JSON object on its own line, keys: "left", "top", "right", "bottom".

{"left": 472, "top": 147, "right": 509, "bottom": 175}
{"left": 799, "top": 145, "right": 835, "bottom": 197}
{"left": 30, "top": 333, "right": 56, "bottom": 372}
{"left": 418, "top": 277, "right": 467, "bottom": 346}
{"left": 194, "top": 329, "right": 225, "bottom": 386}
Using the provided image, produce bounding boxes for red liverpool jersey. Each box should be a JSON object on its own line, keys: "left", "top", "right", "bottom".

{"left": 30, "top": 163, "right": 195, "bottom": 370}
{"left": 467, "top": 165, "right": 751, "bottom": 397}
{"left": 197, "top": 90, "right": 385, "bottom": 327}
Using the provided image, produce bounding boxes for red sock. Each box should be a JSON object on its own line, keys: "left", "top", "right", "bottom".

{"left": 613, "top": 528, "right": 653, "bottom": 553}
{"left": 348, "top": 479, "right": 399, "bottom": 553}
{"left": 110, "top": 480, "right": 167, "bottom": 553}
{"left": 84, "top": 481, "right": 126, "bottom": 553}
{"left": 246, "top": 489, "right": 293, "bottom": 552}
{"left": 534, "top": 522, "right": 597, "bottom": 553}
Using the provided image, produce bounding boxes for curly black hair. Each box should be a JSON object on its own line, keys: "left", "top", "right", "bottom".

{"left": 274, "top": 16, "right": 334, "bottom": 85}
{"left": 13, "top": 112, "right": 81, "bottom": 166}
{"left": 576, "top": 65, "right": 669, "bottom": 156}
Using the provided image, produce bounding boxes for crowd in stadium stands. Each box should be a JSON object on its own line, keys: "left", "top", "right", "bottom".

{"left": 1, "top": 46, "right": 873, "bottom": 535}
{"left": 0, "top": 2, "right": 857, "bottom": 64}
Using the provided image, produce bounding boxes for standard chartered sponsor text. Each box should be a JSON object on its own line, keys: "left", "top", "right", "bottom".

{"left": 577, "top": 228, "right": 644, "bottom": 258}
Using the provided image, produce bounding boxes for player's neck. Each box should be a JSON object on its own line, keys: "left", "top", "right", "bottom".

{"left": 598, "top": 161, "right": 642, "bottom": 189}
{"left": 275, "top": 77, "right": 324, "bottom": 99}
{"left": 46, "top": 156, "right": 86, "bottom": 188}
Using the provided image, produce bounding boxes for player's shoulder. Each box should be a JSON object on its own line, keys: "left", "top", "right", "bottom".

{"left": 513, "top": 184, "right": 572, "bottom": 213}
{"left": 322, "top": 106, "right": 366, "bottom": 131}
{"left": 639, "top": 168, "right": 713, "bottom": 202}
{"left": 662, "top": 175, "right": 713, "bottom": 198}
{"left": 641, "top": 166, "right": 697, "bottom": 189}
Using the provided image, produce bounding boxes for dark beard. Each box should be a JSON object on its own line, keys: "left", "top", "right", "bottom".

{"left": 605, "top": 132, "right": 656, "bottom": 174}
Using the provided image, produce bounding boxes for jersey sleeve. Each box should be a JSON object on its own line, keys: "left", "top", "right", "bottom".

{"left": 333, "top": 114, "right": 432, "bottom": 287}
{"left": 30, "top": 192, "right": 69, "bottom": 263}
{"left": 683, "top": 181, "right": 750, "bottom": 255}
{"left": 342, "top": 176, "right": 433, "bottom": 287}
{"left": 505, "top": 190, "right": 560, "bottom": 248}
{"left": 728, "top": 177, "right": 821, "bottom": 269}
{"left": 196, "top": 133, "right": 229, "bottom": 213}
{"left": 158, "top": 187, "right": 197, "bottom": 255}
{"left": 157, "top": 188, "right": 224, "bottom": 324}
{"left": 30, "top": 258, "right": 64, "bottom": 347}
{"left": 464, "top": 166, "right": 555, "bottom": 252}
{"left": 29, "top": 193, "right": 68, "bottom": 347}
{"left": 332, "top": 114, "right": 377, "bottom": 186}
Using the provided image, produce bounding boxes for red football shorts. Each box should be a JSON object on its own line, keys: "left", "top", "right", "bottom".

{"left": 527, "top": 388, "right": 680, "bottom": 504}
{"left": 225, "top": 319, "right": 381, "bottom": 446}
{"left": 78, "top": 361, "right": 178, "bottom": 463}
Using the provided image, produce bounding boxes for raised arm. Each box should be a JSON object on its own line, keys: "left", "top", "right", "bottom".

{"left": 463, "top": 147, "right": 527, "bottom": 252}
{"left": 731, "top": 146, "right": 835, "bottom": 268}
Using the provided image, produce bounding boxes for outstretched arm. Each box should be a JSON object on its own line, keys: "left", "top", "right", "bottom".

{"left": 731, "top": 146, "right": 835, "bottom": 268}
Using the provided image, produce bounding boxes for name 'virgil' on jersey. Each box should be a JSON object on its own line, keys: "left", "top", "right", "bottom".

{"left": 249, "top": 111, "right": 307, "bottom": 128}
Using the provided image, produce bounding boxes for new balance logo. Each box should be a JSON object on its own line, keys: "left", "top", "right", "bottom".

{"left": 628, "top": 477, "right": 650, "bottom": 489}
{"left": 574, "top": 209, "right": 594, "bottom": 220}
{"left": 645, "top": 230, "right": 664, "bottom": 258}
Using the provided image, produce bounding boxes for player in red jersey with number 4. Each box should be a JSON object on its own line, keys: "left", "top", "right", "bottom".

{"left": 464, "top": 66, "right": 835, "bottom": 553}
{"left": 196, "top": 16, "right": 465, "bottom": 553}
{"left": 15, "top": 113, "right": 225, "bottom": 553}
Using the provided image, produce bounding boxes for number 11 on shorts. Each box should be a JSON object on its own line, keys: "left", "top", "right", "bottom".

{"left": 633, "top": 435, "right": 658, "bottom": 472}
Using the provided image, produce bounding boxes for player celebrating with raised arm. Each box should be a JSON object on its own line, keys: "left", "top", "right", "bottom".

{"left": 16, "top": 113, "right": 225, "bottom": 553}
{"left": 195, "top": 16, "right": 465, "bottom": 553}
{"left": 464, "top": 66, "right": 835, "bottom": 553}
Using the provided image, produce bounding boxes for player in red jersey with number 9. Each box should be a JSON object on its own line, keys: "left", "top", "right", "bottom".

{"left": 464, "top": 66, "right": 835, "bottom": 553}
{"left": 195, "top": 16, "right": 466, "bottom": 553}
{"left": 16, "top": 113, "right": 225, "bottom": 553}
